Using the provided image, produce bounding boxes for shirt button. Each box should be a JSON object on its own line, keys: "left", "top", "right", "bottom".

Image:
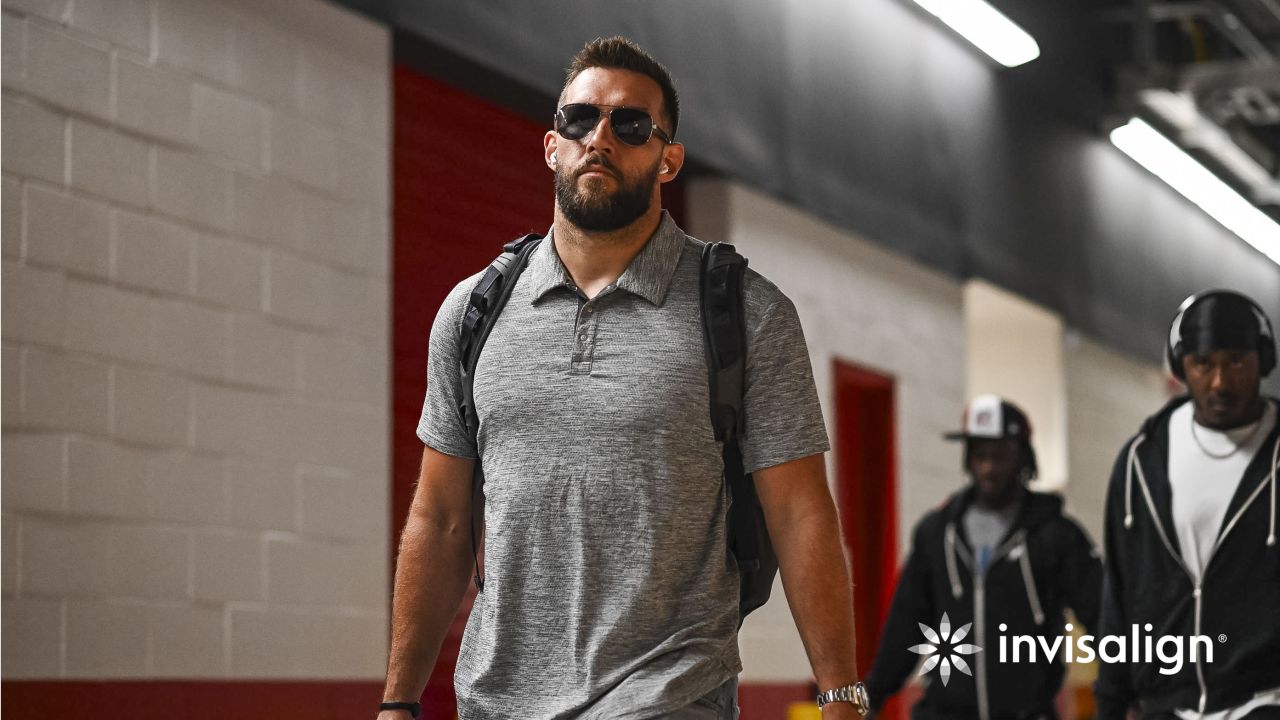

{"left": 582, "top": 306, "right": 593, "bottom": 315}
{"left": 578, "top": 330, "right": 588, "bottom": 342}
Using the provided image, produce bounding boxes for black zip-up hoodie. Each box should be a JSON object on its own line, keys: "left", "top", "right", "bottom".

{"left": 866, "top": 487, "right": 1102, "bottom": 720}
{"left": 1095, "top": 397, "right": 1280, "bottom": 719}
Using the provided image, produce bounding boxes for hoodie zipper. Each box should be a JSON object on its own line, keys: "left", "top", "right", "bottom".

{"left": 974, "top": 578, "right": 990, "bottom": 720}
{"left": 1128, "top": 438, "right": 1209, "bottom": 709}
{"left": 948, "top": 524, "right": 1036, "bottom": 720}
{"left": 1125, "top": 436, "right": 1280, "bottom": 713}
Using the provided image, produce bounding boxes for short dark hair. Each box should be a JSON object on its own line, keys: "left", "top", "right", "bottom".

{"left": 563, "top": 36, "right": 680, "bottom": 139}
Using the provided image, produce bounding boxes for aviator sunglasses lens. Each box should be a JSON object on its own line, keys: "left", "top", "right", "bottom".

{"left": 556, "top": 105, "right": 655, "bottom": 146}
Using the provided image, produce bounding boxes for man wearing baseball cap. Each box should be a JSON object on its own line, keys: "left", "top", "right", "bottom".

{"left": 866, "top": 395, "right": 1102, "bottom": 719}
{"left": 1096, "top": 290, "right": 1280, "bottom": 719}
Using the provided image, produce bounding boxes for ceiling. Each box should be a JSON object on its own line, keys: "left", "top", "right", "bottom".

{"left": 339, "top": 0, "right": 1280, "bottom": 368}
{"left": 998, "top": 0, "right": 1280, "bottom": 216}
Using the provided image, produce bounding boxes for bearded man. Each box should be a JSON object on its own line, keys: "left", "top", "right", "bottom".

{"left": 377, "top": 37, "right": 867, "bottom": 720}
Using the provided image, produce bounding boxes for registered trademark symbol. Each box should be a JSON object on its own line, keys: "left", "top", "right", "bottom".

{"left": 1218, "top": 634, "right": 1227, "bottom": 643}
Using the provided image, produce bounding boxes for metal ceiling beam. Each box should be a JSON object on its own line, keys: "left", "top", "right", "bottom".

{"left": 1179, "top": 57, "right": 1280, "bottom": 90}
{"left": 1204, "top": 1, "right": 1276, "bottom": 63}
{"left": 1260, "top": 0, "right": 1280, "bottom": 24}
{"left": 1100, "top": 1, "right": 1212, "bottom": 22}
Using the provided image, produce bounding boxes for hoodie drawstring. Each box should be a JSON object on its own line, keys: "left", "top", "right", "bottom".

{"left": 1015, "top": 532, "right": 1046, "bottom": 625}
{"left": 945, "top": 523, "right": 963, "bottom": 599}
{"left": 1130, "top": 429, "right": 1277, "bottom": 552}
{"left": 1268, "top": 438, "right": 1277, "bottom": 547}
{"left": 1124, "top": 434, "right": 1145, "bottom": 530}
{"left": 946, "top": 520, "right": 1045, "bottom": 624}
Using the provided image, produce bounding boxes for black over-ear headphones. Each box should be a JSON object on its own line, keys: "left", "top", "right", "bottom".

{"left": 1166, "top": 289, "right": 1277, "bottom": 380}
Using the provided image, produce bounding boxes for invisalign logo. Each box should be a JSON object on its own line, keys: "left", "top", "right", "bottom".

{"left": 997, "top": 623, "right": 1218, "bottom": 675}
{"left": 909, "top": 613, "right": 983, "bottom": 686}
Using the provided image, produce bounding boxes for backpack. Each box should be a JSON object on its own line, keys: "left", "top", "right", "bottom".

{"left": 456, "top": 233, "right": 777, "bottom": 625}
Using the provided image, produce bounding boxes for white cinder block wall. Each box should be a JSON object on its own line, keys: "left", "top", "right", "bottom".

{"left": 1063, "top": 332, "right": 1168, "bottom": 546}
{"left": 686, "top": 182, "right": 1171, "bottom": 688}
{"left": 687, "top": 180, "right": 968, "bottom": 683}
{"left": 2, "top": 0, "right": 391, "bottom": 679}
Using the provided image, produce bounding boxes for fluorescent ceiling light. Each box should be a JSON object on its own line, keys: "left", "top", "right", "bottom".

{"left": 912, "top": 0, "right": 1040, "bottom": 67}
{"left": 1111, "top": 117, "right": 1280, "bottom": 266}
{"left": 1138, "top": 88, "right": 1280, "bottom": 204}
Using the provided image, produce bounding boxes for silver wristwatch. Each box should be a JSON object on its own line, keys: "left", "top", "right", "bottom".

{"left": 815, "top": 681, "right": 870, "bottom": 715}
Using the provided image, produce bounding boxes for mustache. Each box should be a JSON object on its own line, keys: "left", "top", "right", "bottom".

{"left": 575, "top": 155, "right": 619, "bottom": 177}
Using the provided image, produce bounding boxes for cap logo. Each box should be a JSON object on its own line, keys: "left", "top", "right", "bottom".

{"left": 972, "top": 408, "right": 998, "bottom": 434}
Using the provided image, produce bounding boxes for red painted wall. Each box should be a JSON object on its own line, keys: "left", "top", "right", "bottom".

{"left": 392, "top": 62, "right": 555, "bottom": 718}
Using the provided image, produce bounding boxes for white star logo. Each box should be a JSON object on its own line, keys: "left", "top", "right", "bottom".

{"left": 909, "top": 613, "right": 983, "bottom": 686}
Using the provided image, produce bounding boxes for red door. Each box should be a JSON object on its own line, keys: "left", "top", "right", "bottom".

{"left": 833, "top": 360, "right": 904, "bottom": 719}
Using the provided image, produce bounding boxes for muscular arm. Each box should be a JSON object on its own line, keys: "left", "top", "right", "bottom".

{"left": 378, "top": 446, "right": 476, "bottom": 719}
{"left": 755, "top": 453, "right": 861, "bottom": 719}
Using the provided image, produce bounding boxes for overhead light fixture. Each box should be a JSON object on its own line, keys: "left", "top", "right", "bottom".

{"left": 1138, "top": 88, "right": 1280, "bottom": 205}
{"left": 911, "top": 0, "right": 1040, "bottom": 67}
{"left": 1110, "top": 117, "right": 1280, "bottom": 266}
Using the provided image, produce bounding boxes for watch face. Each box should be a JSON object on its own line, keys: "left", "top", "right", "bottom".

{"left": 854, "top": 682, "right": 870, "bottom": 715}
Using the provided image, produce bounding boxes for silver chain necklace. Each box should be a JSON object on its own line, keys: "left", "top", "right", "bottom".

{"left": 1190, "top": 416, "right": 1264, "bottom": 460}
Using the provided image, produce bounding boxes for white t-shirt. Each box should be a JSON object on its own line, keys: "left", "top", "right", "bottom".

{"left": 1167, "top": 399, "right": 1279, "bottom": 720}
{"left": 1168, "top": 399, "right": 1276, "bottom": 584}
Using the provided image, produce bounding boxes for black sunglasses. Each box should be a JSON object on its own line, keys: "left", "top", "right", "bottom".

{"left": 554, "top": 103, "right": 674, "bottom": 147}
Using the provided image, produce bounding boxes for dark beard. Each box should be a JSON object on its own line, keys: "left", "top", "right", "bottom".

{"left": 555, "top": 157, "right": 659, "bottom": 232}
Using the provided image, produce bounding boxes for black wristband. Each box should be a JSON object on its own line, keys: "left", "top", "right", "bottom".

{"left": 379, "top": 701, "right": 421, "bottom": 718}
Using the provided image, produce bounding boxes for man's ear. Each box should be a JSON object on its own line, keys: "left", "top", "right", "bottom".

{"left": 657, "top": 142, "right": 685, "bottom": 183}
{"left": 544, "top": 131, "right": 559, "bottom": 171}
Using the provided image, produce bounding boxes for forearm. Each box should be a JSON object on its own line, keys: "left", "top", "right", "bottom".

{"left": 381, "top": 509, "right": 474, "bottom": 705}
{"left": 771, "top": 498, "right": 859, "bottom": 688}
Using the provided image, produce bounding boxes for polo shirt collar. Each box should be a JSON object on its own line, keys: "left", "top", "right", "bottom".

{"left": 528, "top": 210, "right": 686, "bottom": 306}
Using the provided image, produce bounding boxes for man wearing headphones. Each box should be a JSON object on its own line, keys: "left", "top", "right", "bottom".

{"left": 1096, "top": 290, "right": 1280, "bottom": 720}
{"left": 865, "top": 395, "right": 1102, "bottom": 719}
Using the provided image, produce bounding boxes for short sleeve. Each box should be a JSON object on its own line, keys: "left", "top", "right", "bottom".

{"left": 740, "top": 293, "right": 830, "bottom": 473}
{"left": 416, "top": 276, "right": 481, "bottom": 459}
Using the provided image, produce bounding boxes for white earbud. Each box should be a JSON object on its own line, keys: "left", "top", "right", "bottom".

{"left": 660, "top": 164, "right": 669, "bottom": 173}
{"left": 550, "top": 152, "right": 558, "bottom": 164}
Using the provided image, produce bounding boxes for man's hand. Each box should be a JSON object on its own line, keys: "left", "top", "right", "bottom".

{"left": 820, "top": 703, "right": 867, "bottom": 720}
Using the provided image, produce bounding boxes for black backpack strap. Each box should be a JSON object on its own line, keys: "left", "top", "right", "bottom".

{"left": 460, "top": 233, "right": 543, "bottom": 436}
{"left": 701, "top": 242, "right": 748, "bottom": 443}
{"left": 700, "top": 242, "right": 761, "bottom": 568}
{"left": 458, "top": 233, "right": 543, "bottom": 590}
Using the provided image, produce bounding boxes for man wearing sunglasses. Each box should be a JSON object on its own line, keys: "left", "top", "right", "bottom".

{"left": 379, "top": 37, "right": 864, "bottom": 720}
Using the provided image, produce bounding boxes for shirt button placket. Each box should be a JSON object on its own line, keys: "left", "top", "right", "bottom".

{"left": 572, "top": 301, "right": 594, "bottom": 372}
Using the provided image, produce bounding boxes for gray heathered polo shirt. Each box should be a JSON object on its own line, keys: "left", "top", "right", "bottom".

{"left": 417, "top": 211, "right": 829, "bottom": 719}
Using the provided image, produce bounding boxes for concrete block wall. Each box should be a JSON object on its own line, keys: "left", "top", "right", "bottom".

{"left": 965, "top": 280, "right": 1069, "bottom": 492}
{"left": 2, "top": 0, "right": 391, "bottom": 679}
{"left": 1062, "top": 331, "right": 1169, "bottom": 545}
{"left": 687, "top": 180, "right": 967, "bottom": 683}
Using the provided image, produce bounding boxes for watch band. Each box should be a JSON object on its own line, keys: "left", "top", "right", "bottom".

{"left": 379, "top": 701, "right": 421, "bottom": 718}
{"left": 815, "top": 681, "right": 870, "bottom": 715}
